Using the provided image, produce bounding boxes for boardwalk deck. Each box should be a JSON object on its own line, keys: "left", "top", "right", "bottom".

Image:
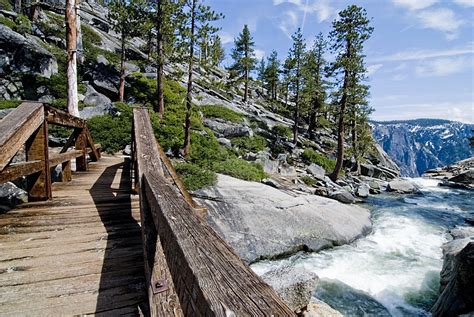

{"left": 0, "top": 155, "right": 147, "bottom": 316}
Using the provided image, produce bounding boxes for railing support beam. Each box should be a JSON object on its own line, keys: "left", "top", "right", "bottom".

{"left": 26, "top": 122, "right": 52, "bottom": 201}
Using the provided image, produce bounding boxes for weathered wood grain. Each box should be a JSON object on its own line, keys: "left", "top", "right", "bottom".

{"left": 0, "top": 102, "right": 44, "bottom": 171}
{"left": 26, "top": 122, "right": 52, "bottom": 201}
{"left": 44, "top": 105, "right": 85, "bottom": 128}
{"left": 0, "top": 156, "right": 146, "bottom": 316}
{"left": 132, "top": 108, "right": 295, "bottom": 316}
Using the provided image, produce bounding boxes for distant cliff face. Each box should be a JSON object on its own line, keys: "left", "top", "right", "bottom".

{"left": 371, "top": 119, "right": 473, "bottom": 177}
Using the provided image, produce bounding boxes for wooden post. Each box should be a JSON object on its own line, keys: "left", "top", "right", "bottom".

{"left": 61, "top": 161, "right": 72, "bottom": 182}
{"left": 75, "top": 129, "right": 87, "bottom": 171}
{"left": 66, "top": 0, "right": 79, "bottom": 117}
{"left": 26, "top": 122, "right": 52, "bottom": 201}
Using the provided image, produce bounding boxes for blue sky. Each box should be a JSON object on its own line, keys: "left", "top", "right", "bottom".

{"left": 207, "top": 0, "right": 474, "bottom": 123}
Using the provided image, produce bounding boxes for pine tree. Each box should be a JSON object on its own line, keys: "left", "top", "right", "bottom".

{"left": 302, "top": 32, "right": 328, "bottom": 139}
{"left": 281, "top": 56, "right": 294, "bottom": 109}
{"left": 108, "top": 0, "right": 145, "bottom": 102}
{"left": 264, "top": 50, "right": 280, "bottom": 100}
{"left": 257, "top": 58, "right": 265, "bottom": 82}
{"left": 327, "top": 5, "right": 373, "bottom": 181}
{"left": 230, "top": 25, "right": 256, "bottom": 102}
{"left": 209, "top": 35, "right": 225, "bottom": 67}
{"left": 287, "top": 28, "right": 306, "bottom": 145}
{"left": 155, "top": 0, "right": 180, "bottom": 117}
{"left": 178, "top": 0, "right": 222, "bottom": 156}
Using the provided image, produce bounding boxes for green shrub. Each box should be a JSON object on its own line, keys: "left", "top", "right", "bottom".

{"left": 213, "top": 158, "right": 265, "bottom": 182}
{"left": 0, "top": 100, "right": 21, "bottom": 109}
{"left": 0, "top": 16, "right": 15, "bottom": 29}
{"left": 14, "top": 14, "right": 31, "bottom": 34}
{"left": 300, "top": 175, "right": 316, "bottom": 186}
{"left": 81, "top": 24, "right": 101, "bottom": 45}
{"left": 230, "top": 135, "right": 267, "bottom": 154}
{"left": 174, "top": 162, "right": 216, "bottom": 191}
{"left": 36, "top": 73, "right": 68, "bottom": 99}
{"left": 200, "top": 105, "right": 244, "bottom": 123}
{"left": 318, "top": 116, "right": 331, "bottom": 129}
{"left": 188, "top": 131, "right": 230, "bottom": 167}
{"left": 0, "top": 0, "right": 13, "bottom": 10}
{"left": 87, "top": 103, "right": 132, "bottom": 153}
{"left": 36, "top": 20, "right": 62, "bottom": 37}
{"left": 272, "top": 124, "right": 292, "bottom": 139}
{"left": 301, "top": 149, "right": 336, "bottom": 172}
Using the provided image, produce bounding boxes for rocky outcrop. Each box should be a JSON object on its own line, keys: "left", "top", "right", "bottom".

{"left": 79, "top": 85, "right": 117, "bottom": 119}
{"left": 202, "top": 118, "right": 253, "bottom": 138}
{"left": 424, "top": 157, "right": 474, "bottom": 190}
{"left": 303, "top": 298, "right": 343, "bottom": 317}
{"left": 386, "top": 179, "right": 418, "bottom": 194}
{"left": 196, "top": 174, "right": 372, "bottom": 263}
{"left": 261, "top": 265, "right": 319, "bottom": 313}
{"left": 0, "top": 25, "right": 58, "bottom": 79}
{"left": 431, "top": 227, "right": 474, "bottom": 316}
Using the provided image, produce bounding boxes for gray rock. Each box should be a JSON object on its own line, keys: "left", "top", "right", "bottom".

{"left": 202, "top": 118, "right": 253, "bottom": 138}
{"left": 123, "top": 144, "right": 131, "bottom": 155}
{"left": 361, "top": 163, "right": 398, "bottom": 180}
{"left": 303, "top": 298, "right": 343, "bottom": 317}
{"left": 196, "top": 174, "right": 372, "bottom": 263}
{"left": 83, "top": 85, "right": 112, "bottom": 108}
{"left": 387, "top": 179, "right": 417, "bottom": 194}
{"left": 79, "top": 103, "right": 118, "bottom": 119}
{"left": 96, "top": 54, "right": 109, "bottom": 65}
{"left": 38, "top": 95, "right": 54, "bottom": 103}
{"left": 277, "top": 153, "right": 288, "bottom": 162}
{"left": 217, "top": 137, "right": 232, "bottom": 148}
{"left": 255, "top": 155, "right": 279, "bottom": 175}
{"left": 307, "top": 163, "right": 325, "bottom": 181}
{"left": 431, "top": 238, "right": 474, "bottom": 316}
{"left": 356, "top": 184, "right": 370, "bottom": 198}
{"left": 124, "top": 61, "right": 140, "bottom": 74}
{"left": 449, "top": 169, "right": 473, "bottom": 185}
{"left": 261, "top": 265, "right": 319, "bottom": 312}
{"left": 279, "top": 164, "right": 297, "bottom": 178}
{"left": 0, "top": 182, "right": 28, "bottom": 211}
{"left": 51, "top": 165, "right": 63, "bottom": 182}
{"left": 243, "top": 152, "right": 257, "bottom": 161}
{"left": 315, "top": 279, "right": 391, "bottom": 317}
{"left": 329, "top": 190, "right": 358, "bottom": 204}
{"left": 0, "top": 25, "right": 58, "bottom": 78}
{"left": 261, "top": 178, "right": 281, "bottom": 189}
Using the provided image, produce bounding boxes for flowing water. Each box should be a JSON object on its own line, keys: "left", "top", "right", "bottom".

{"left": 251, "top": 178, "right": 474, "bottom": 316}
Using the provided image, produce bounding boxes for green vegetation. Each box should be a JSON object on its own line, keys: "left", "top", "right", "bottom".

{"left": 0, "top": 16, "right": 15, "bottom": 29}
{"left": 301, "top": 149, "right": 336, "bottom": 172}
{"left": 200, "top": 105, "right": 244, "bottom": 123}
{"left": 0, "top": 0, "right": 12, "bottom": 10}
{"left": 213, "top": 158, "right": 265, "bottom": 182}
{"left": 272, "top": 124, "right": 292, "bottom": 139}
{"left": 0, "top": 100, "right": 21, "bottom": 109}
{"left": 300, "top": 175, "right": 316, "bottom": 186}
{"left": 230, "top": 135, "right": 267, "bottom": 154}
{"left": 81, "top": 24, "right": 102, "bottom": 45}
{"left": 87, "top": 103, "right": 132, "bottom": 153}
{"left": 14, "top": 14, "right": 31, "bottom": 34}
{"left": 174, "top": 163, "right": 216, "bottom": 191}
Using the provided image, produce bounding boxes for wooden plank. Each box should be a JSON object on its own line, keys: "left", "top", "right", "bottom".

{"left": 0, "top": 160, "right": 42, "bottom": 183}
{"left": 75, "top": 128, "right": 87, "bottom": 171}
{"left": 26, "top": 123, "right": 52, "bottom": 201}
{"left": 84, "top": 126, "right": 101, "bottom": 161}
{"left": 0, "top": 102, "right": 44, "bottom": 171}
{"left": 44, "top": 104, "right": 85, "bottom": 128}
{"left": 132, "top": 108, "right": 294, "bottom": 316}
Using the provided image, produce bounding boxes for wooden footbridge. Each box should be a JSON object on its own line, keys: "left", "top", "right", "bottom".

{"left": 0, "top": 103, "right": 294, "bottom": 316}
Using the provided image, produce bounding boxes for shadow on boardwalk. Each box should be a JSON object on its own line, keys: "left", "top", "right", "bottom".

{"left": 89, "top": 158, "right": 147, "bottom": 315}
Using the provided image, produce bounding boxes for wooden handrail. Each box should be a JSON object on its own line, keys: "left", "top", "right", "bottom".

{"left": 132, "top": 108, "right": 294, "bottom": 316}
{"left": 0, "top": 102, "right": 101, "bottom": 201}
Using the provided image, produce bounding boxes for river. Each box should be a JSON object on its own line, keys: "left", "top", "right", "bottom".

{"left": 251, "top": 178, "right": 474, "bottom": 316}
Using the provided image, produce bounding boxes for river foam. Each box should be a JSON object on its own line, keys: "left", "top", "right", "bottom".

{"left": 252, "top": 179, "right": 474, "bottom": 316}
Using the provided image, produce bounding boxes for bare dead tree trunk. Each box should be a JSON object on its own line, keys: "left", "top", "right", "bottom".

{"left": 155, "top": 0, "right": 165, "bottom": 117}
{"left": 14, "top": 0, "right": 21, "bottom": 13}
{"left": 76, "top": 0, "right": 84, "bottom": 64}
{"left": 66, "top": 0, "right": 79, "bottom": 117}
{"left": 182, "top": 0, "right": 196, "bottom": 156}
{"left": 118, "top": 32, "right": 126, "bottom": 102}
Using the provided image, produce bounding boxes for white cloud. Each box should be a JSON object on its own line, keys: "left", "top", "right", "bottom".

{"left": 454, "top": 0, "right": 474, "bottom": 7}
{"left": 218, "top": 32, "right": 233, "bottom": 45}
{"left": 415, "top": 56, "right": 473, "bottom": 77}
{"left": 392, "top": 0, "right": 438, "bottom": 11}
{"left": 278, "top": 10, "right": 299, "bottom": 38}
{"left": 367, "top": 63, "right": 383, "bottom": 76}
{"left": 416, "top": 8, "right": 464, "bottom": 39}
{"left": 373, "top": 43, "right": 474, "bottom": 62}
{"left": 254, "top": 49, "right": 265, "bottom": 60}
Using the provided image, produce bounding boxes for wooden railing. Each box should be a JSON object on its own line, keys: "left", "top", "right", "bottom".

{"left": 0, "top": 102, "right": 101, "bottom": 201}
{"left": 131, "top": 107, "right": 294, "bottom": 316}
